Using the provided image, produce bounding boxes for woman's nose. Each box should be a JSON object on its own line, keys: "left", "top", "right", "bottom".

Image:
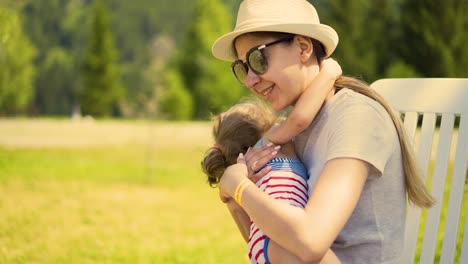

{"left": 245, "top": 68, "right": 261, "bottom": 89}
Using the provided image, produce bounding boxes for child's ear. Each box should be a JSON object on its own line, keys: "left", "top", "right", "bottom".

{"left": 295, "top": 36, "right": 313, "bottom": 63}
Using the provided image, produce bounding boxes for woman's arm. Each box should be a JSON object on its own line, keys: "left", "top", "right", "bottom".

{"left": 223, "top": 184, "right": 341, "bottom": 263}
{"left": 269, "top": 240, "right": 341, "bottom": 264}
{"left": 266, "top": 59, "right": 342, "bottom": 145}
{"left": 219, "top": 158, "right": 369, "bottom": 262}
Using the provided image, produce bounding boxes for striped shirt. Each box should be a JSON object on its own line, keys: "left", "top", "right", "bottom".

{"left": 247, "top": 157, "right": 309, "bottom": 264}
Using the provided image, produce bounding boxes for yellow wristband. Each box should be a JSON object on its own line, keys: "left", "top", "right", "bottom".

{"left": 234, "top": 179, "right": 253, "bottom": 205}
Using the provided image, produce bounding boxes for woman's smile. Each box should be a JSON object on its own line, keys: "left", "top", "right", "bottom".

{"left": 258, "top": 84, "right": 274, "bottom": 98}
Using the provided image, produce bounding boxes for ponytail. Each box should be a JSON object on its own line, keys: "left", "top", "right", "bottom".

{"left": 310, "top": 38, "right": 434, "bottom": 207}
{"left": 334, "top": 77, "right": 435, "bottom": 208}
{"left": 202, "top": 146, "right": 228, "bottom": 187}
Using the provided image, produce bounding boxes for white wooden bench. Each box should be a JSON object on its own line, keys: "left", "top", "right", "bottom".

{"left": 371, "top": 78, "right": 468, "bottom": 263}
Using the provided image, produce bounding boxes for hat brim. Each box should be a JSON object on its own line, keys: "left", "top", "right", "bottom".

{"left": 212, "top": 23, "right": 338, "bottom": 61}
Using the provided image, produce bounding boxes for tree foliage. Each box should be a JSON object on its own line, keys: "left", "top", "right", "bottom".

{"left": 178, "top": 0, "right": 246, "bottom": 119}
{"left": 0, "top": 7, "right": 36, "bottom": 115}
{"left": 80, "top": 0, "right": 123, "bottom": 116}
{"left": 315, "top": 0, "right": 403, "bottom": 82}
{"left": 22, "top": 0, "right": 87, "bottom": 115}
{"left": 105, "top": 0, "right": 197, "bottom": 117}
{"left": 159, "top": 69, "right": 193, "bottom": 120}
{"left": 0, "top": 0, "right": 466, "bottom": 118}
{"left": 317, "top": 0, "right": 467, "bottom": 81}
{"left": 144, "top": 34, "right": 193, "bottom": 120}
{"left": 399, "top": 0, "right": 468, "bottom": 77}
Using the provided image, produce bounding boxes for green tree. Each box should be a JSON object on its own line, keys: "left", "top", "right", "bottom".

{"left": 316, "top": 0, "right": 377, "bottom": 82}
{"left": 40, "top": 47, "right": 75, "bottom": 114}
{"left": 367, "top": 0, "right": 402, "bottom": 78}
{"left": 159, "top": 68, "right": 193, "bottom": 120}
{"left": 384, "top": 61, "right": 420, "bottom": 78}
{"left": 106, "top": 0, "right": 196, "bottom": 117}
{"left": 144, "top": 35, "right": 193, "bottom": 120}
{"left": 315, "top": 0, "right": 406, "bottom": 82}
{"left": 0, "top": 7, "right": 36, "bottom": 115}
{"left": 80, "top": 0, "right": 123, "bottom": 116}
{"left": 178, "top": 0, "right": 246, "bottom": 119}
{"left": 399, "top": 0, "right": 468, "bottom": 77}
{"left": 17, "top": 0, "right": 238, "bottom": 117}
{"left": 22, "top": 0, "right": 87, "bottom": 115}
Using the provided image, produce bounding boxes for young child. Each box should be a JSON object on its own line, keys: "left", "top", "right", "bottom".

{"left": 201, "top": 59, "right": 341, "bottom": 264}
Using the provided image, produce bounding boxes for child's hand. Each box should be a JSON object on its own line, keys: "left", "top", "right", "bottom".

{"left": 218, "top": 155, "right": 249, "bottom": 197}
{"left": 320, "top": 58, "right": 342, "bottom": 80}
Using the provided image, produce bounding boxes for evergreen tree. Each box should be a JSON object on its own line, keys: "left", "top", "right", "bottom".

{"left": 178, "top": 0, "right": 246, "bottom": 119}
{"left": 106, "top": 0, "right": 196, "bottom": 117}
{"left": 367, "top": 0, "right": 403, "bottom": 78}
{"left": 315, "top": 0, "right": 423, "bottom": 80}
{"left": 145, "top": 35, "right": 193, "bottom": 120}
{"left": 159, "top": 68, "right": 193, "bottom": 120}
{"left": 399, "top": 0, "right": 468, "bottom": 77}
{"left": 22, "top": 0, "right": 87, "bottom": 115}
{"left": 316, "top": 0, "right": 378, "bottom": 82}
{"left": 0, "top": 7, "right": 36, "bottom": 115}
{"left": 80, "top": 0, "right": 123, "bottom": 116}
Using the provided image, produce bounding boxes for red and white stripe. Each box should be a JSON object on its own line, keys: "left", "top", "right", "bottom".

{"left": 247, "top": 171, "right": 309, "bottom": 264}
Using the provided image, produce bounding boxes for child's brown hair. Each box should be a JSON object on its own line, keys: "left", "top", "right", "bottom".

{"left": 201, "top": 100, "right": 279, "bottom": 187}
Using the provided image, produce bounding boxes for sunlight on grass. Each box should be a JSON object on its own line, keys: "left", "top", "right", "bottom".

{"left": 0, "top": 180, "right": 246, "bottom": 263}
{"left": 0, "top": 119, "right": 466, "bottom": 263}
{"left": 414, "top": 163, "right": 467, "bottom": 264}
{"left": 0, "top": 119, "right": 248, "bottom": 263}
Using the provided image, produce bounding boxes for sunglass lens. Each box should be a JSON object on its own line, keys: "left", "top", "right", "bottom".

{"left": 232, "top": 61, "right": 248, "bottom": 83}
{"left": 248, "top": 50, "right": 267, "bottom": 74}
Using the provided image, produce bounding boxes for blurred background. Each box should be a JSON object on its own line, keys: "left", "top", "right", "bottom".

{"left": 0, "top": 0, "right": 466, "bottom": 119}
{"left": 0, "top": 0, "right": 467, "bottom": 263}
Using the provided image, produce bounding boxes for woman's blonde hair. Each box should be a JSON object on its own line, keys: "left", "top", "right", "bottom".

{"left": 234, "top": 32, "right": 434, "bottom": 208}
{"left": 201, "top": 100, "right": 279, "bottom": 187}
{"left": 310, "top": 38, "right": 434, "bottom": 208}
{"left": 332, "top": 76, "right": 435, "bottom": 208}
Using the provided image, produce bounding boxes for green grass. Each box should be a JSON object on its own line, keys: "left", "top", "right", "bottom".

{"left": 0, "top": 119, "right": 247, "bottom": 263}
{"left": 415, "top": 162, "right": 468, "bottom": 263}
{"left": 0, "top": 119, "right": 466, "bottom": 263}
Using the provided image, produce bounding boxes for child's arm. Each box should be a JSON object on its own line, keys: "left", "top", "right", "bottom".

{"left": 224, "top": 197, "right": 251, "bottom": 242}
{"left": 265, "top": 58, "right": 342, "bottom": 144}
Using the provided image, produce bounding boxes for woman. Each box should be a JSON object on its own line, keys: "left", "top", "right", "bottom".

{"left": 202, "top": 60, "right": 342, "bottom": 264}
{"left": 211, "top": 0, "right": 434, "bottom": 263}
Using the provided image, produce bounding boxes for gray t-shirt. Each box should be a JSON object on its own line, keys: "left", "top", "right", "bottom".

{"left": 294, "top": 88, "right": 406, "bottom": 264}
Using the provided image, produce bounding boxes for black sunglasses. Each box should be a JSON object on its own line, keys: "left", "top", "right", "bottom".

{"left": 231, "top": 37, "right": 294, "bottom": 84}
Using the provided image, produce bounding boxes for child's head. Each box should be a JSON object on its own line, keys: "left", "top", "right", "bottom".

{"left": 201, "top": 101, "right": 279, "bottom": 187}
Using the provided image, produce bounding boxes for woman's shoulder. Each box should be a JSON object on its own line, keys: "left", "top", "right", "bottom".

{"left": 326, "top": 88, "right": 390, "bottom": 122}
{"left": 330, "top": 88, "right": 380, "bottom": 107}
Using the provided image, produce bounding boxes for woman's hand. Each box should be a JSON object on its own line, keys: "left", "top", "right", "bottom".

{"left": 218, "top": 142, "right": 279, "bottom": 198}
{"left": 244, "top": 143, "right": 280, "bottom": 183}
{"left": 218, "top": 153, "right": 250, "bottom": 198}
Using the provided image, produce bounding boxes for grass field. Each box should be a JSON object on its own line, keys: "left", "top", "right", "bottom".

{"left": 0, "top": 119, "right": 246, "bottom": 264}
{"left": 0, "top": 119, "right": 466, "bottom": 263}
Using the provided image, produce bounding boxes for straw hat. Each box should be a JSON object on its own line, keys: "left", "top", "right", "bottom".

{"left": 212, "top": 0, "right": 339, "bottom": 61}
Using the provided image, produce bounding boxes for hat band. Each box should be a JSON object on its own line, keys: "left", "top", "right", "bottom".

{"left": 235, "top": 18, "right": 318, "bottom": 32}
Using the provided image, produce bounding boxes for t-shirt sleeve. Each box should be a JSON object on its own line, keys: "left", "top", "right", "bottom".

{"left": 326, "top": 101, "right": 395, "bottom": 178}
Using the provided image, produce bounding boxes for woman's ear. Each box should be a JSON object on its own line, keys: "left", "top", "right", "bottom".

{"left": 295, "top": 35, "right": 314, "bottom": 63}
